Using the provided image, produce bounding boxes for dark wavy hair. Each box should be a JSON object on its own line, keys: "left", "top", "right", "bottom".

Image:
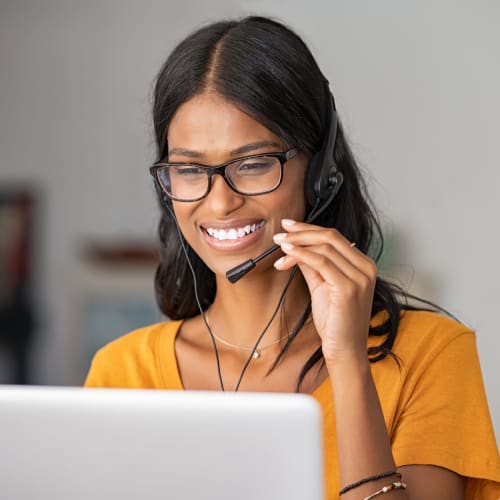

{"left": 151, "top": 16, "right": 416, "bottom": 385}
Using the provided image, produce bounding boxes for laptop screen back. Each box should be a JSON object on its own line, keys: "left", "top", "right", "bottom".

{"left": 0, "top": 386, "right": 324, "bottom": 500}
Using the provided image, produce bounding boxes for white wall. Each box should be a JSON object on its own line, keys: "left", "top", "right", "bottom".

{"left": 1, "top": 1, "right": 498, "bottom": 435}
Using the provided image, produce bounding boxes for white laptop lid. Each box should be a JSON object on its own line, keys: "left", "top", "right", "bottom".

{"left": 0, "top": 385, "right": 324, "bottom": 500}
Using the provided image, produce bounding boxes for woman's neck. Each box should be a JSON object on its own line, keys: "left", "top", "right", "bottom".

{"left": 206, "top": 266, "right": 310, "bottom": 347}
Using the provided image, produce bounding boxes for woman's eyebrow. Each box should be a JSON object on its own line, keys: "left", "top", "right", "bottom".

{"left": 230, "top": 141, "right": 282, "bottom": 156}
{"left": 168, "top": 147, "right": 202, "bottom": 158}
{"left": 168, "top": 141, "right": 282, "bottom": 159}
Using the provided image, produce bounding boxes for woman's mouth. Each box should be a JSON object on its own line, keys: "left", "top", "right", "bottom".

{"left": 205, "top": 221, "right": 265, "bottom": 241}
{"left": 201, "top": 220, "right": 266, "bottom": 250}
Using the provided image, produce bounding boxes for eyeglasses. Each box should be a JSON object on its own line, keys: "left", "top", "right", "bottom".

{"left": 150, "top": 148, "right": 298, "bottom": 202}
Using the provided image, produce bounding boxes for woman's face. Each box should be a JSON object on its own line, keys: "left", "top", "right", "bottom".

{"left": 167, "top": 92, "right": 308, "bottom": 277}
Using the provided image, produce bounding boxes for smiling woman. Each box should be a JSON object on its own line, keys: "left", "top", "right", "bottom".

{"left": 84, "top": 16, "right": 500, "bottom": 500}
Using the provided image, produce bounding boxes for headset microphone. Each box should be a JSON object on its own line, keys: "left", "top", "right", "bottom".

{"left": 226, "top": 85, "right": 343, "bottom": 284}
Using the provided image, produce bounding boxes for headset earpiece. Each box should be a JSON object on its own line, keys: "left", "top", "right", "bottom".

{"left": 304, "top": 86, "right": 343, "bottom": 209}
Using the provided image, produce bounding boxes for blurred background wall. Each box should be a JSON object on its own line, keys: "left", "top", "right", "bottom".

{"left": 0, "top": 0, "right": 498, "bottom": 437}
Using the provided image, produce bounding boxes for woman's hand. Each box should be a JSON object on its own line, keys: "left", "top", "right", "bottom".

{"left": 273, "top": 218, "right": 377, "bottom": 365}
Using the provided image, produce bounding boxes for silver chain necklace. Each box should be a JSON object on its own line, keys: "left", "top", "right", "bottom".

{"left": 205, "top": 313, "right": 311, "bottom": 359}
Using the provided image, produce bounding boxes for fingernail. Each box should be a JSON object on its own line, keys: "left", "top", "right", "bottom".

{"left": 273, "top": 233, "right": 287, "bottom": 243}
{"left": 274, "top": 256, "right": 286, "bottom": 268}
{"left": 281, "top": 242, "right": 294, "bottom": 251}
{"left": 281, "top": 218, "right": 296, "bottom": 227}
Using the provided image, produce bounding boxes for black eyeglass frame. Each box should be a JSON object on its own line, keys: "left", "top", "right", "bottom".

{"left": 149, "top": 148, "right": 298, "bottom": 202}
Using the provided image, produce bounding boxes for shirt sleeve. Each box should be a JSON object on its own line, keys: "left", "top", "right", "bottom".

{"left": 391, "top": 331, "right": 500, "bottom": 498}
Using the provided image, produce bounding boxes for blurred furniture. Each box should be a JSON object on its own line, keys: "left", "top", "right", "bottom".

{"left": 0, "top": 187, "right": 36, "bottom": 384}
{"left": 66, "top": 241, "right": 160, "bottom": 384}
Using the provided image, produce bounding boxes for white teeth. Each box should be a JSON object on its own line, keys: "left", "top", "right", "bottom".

{"left": 206, "top": 221, "right": 264, "bottom": 241}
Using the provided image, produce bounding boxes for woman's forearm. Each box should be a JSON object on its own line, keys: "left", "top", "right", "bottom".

{"left": 328, "top": 355, "right": 408, "bottom": 500}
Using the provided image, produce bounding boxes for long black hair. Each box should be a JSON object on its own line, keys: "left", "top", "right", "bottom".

{"left": 152, "top": 16, "right": 414, "bottom": 386}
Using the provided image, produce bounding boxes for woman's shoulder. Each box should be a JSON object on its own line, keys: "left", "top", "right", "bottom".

{"left": 393, "top": 309, "right": 474, "bottom": 356}
{"left": 95, "top": 319, "right": 182, "bottom": 357}
{"left": 84, "top": 319, "right": 183, "bottom": 388}
{"left": 368, "top": 309, "right": 478, "bottom": 394}
{"left": 370, "top": 309, "right": 481, "bottom": 400}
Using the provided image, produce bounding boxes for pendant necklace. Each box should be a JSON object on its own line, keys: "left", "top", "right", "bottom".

{"left": 205, "top": 313, "right": 311, "bottom": 359}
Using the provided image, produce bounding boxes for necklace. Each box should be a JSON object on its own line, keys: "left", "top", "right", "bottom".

{"left": 205, "top": 313, "right": 311, "bottom": 359}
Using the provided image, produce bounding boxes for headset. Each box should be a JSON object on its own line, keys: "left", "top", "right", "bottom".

{"left": 226, "top": 82, "right": 344, "bottom": 283}
{"left": 304, "top": 87, "right": 343, "bottom": 211}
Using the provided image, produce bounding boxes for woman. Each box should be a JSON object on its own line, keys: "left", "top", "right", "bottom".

{"left": 85, "top": 16, "right": 500, "bottom": 499}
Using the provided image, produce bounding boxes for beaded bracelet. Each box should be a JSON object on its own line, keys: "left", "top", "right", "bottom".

{"left": 363, "top": 481, "right": 407, "bottom": 500}
{"left": 339, "top": 470, "right": 401, "bottom": 495}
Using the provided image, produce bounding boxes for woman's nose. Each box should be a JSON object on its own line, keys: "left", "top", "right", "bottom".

{"left": 204, "top": 173, "right": 245, "bottom": 215}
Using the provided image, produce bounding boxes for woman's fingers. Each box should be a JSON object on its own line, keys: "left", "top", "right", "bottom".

{"left": 273, "top": 219, "right": 377, "bottom": 284}
{"left": 279, "top": 219, "right": 364, "bottom": 262}
{"left": 275, "top": 242, "right": 372, "bottom": 297}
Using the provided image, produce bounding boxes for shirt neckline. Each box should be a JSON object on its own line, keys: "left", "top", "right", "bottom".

{"left": 158, "top": 319, "right": 331, "bottom": 398}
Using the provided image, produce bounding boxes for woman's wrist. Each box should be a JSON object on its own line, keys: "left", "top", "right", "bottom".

{"left": 324, "top": 349, "right": 371, "bottom": 376}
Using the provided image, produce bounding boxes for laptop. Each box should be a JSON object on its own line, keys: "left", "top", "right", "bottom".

{"left": 0, "top": 385, "right": 324, "bottom": 500}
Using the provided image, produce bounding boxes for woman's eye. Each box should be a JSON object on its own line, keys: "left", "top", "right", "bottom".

{"left": 174, "top": 166, "right": 204, "bottom": 176}
{"left": 237, "top": 158, "right": 275, "bottom": 174}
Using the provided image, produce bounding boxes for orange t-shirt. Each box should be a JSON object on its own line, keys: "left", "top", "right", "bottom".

{"left": 85, "top": 310, "right": 500, "bottom": 499}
